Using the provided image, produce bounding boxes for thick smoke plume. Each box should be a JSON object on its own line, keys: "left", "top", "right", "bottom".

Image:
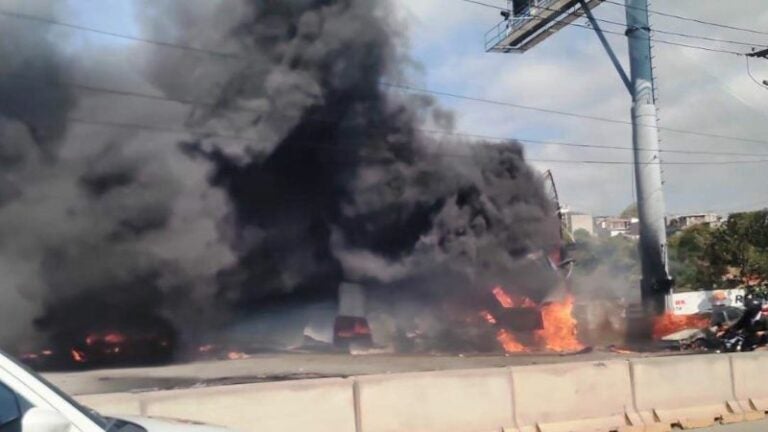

{"left": 1, "top": 0, "right": 560, "bottom": 354}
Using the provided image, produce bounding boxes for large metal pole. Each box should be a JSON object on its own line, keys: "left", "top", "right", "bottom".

{"left": 626, "top": 0, "right": 672, "bottom": 315}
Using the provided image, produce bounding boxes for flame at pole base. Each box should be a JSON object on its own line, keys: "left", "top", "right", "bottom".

{"left": 652, "top": 313, "right": 710, "bottom": 340}
{"left": 535, "top": 295, "right": 584, "bottom": 352}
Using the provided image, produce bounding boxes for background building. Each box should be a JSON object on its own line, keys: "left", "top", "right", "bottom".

{"left": 668, "top": 213, "right": 722, "bottom": 230}
{"left": 594, "top": 216, "right": 639, "bottom": 238}
{"left": 562, "top": 207, "right": 594, "bottom": 238}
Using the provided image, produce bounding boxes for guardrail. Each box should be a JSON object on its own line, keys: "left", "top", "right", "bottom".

{"left": 77, "top": 352, "right": 768, "bottom": 432}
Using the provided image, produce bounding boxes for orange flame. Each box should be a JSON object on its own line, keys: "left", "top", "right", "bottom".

{"left": 85, "top": 331, "right": 127, "bottom": 346}
{"left": 535, "top": 295, "right": 583, "bottom": 352}
{"left": 496, "top": 328, "right": 527, "bottom": 353}
{"left": 492, "top": 286, "right": 536, "bottom": 308}
{"left": 227, "top": 351, "right": 249, "bottom": 360}
{"left": 70, "top": 349, "right": 86, "bottom": 363}
{"left": 479, "top": 310, "right": 497, "bottom": 324}
{"left": 652, "top": 313, "right": 710, "bottom": 340}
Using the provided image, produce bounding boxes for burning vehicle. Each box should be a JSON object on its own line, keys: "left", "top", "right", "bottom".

{"left": 22, "top": 307, "right": 176, "bottom": 370}
{"left": 331, "top": 171, "right": 585, "bottom": 355}
{"left": 654, "top": 297, "right": 768, "bottom": 352}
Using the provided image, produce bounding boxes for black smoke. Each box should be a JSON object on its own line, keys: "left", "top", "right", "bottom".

{"left": 1, "top": 0, "right": 560, "bottom": 357}
{"left": 146, "top": 0, "right": 562, "bottom": 307}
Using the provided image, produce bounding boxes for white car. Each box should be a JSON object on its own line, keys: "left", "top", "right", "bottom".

{"left": 0, "top": 349, "right": 233, "bottom": 432}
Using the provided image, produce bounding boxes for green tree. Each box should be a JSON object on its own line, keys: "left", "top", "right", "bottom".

{"left": 667, "top": 210, "right": 768, "bottom": 291}
{"left": 572, "top": 228, "right": 592, "bottom": 242}
{"left": 668, "top": 224, "right": 718, "bottom": 290}
{"left": 620, "top": 203, "right": 638, "bottom": 219}
{"left": 709, "top": 211, "right": 768, "bottom": 284}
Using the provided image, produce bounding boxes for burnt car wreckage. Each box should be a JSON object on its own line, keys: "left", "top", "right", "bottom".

{"left": 331, "top": 170, "right": 577, "bottom": 352}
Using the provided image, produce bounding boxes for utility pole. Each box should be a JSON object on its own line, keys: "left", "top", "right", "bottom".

{"left": 625, "top": 0, "right": 672, "bottom": 315}
{"left": 486, "top": 0, "right": 673, "bottom": 317}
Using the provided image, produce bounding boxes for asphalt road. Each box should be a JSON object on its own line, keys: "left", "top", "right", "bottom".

{"left": 44, "top": 349, "right": 689, "bottom": 395}
{"left": 698, "top": 420, "right": 768, "bottom": 431}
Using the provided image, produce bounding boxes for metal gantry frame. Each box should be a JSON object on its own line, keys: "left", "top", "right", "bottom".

{"left": 486, "top": 0, "right": 672, "bottom": 316}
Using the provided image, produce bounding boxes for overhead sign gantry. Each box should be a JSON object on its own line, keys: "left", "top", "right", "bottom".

{"left": 485, "top": 0, "right": 605, "bottom": 53}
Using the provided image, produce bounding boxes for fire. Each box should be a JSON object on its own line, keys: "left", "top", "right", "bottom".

{"left": 227, "top": 351, "right": 249, "bottom": 360}
{"left": 535, "top": 295, "right": 584, "bottom": 352}
{"left": 652, "top": 313, "right": 710, "bottom": 340}
{"left": 496, "top": 328, "right": 527, "bottom": 353}
{"left": 70, "top": 349, "right": 86, "bottom": 363}
{"left": 335, "top": 320, "right": 372, "bottom": 338}
{"left": 479, "top": 310, "right": 497, "bottom": 324}
{"left": 85, "top": 331, "right": 127, "bottom": 346}
{"left": 486, "top": 286, "right": 584, "bottom": 353}
{"left": 492, "top": 286, "right": 536, "bottom": 308}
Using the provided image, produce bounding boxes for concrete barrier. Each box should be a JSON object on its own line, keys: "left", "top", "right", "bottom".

{"left": 81, "top": 378, "right": 356, "bottom": 432}
{"left": 730, "top": 352, "right": 768, "bottom": 421}
{"left": 143, "top": 378, "right": 356, "bottom": 432}
{"left": 510, "top": 360, "right": 643, "bottom": 432}
{"left": 355, "top": 368, "right": 514, "bottom": 432}
{"left": 76, "top": 354, "right": 768, "bottom": 432}
{"left": 630, "top": 355, "right": 743, "bottom": 429}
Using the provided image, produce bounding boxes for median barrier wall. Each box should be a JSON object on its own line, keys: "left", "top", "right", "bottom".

{"left": 355, "top": 368, "right": 514, "bottom": 432}
{"left": 77, "top": 353, "right": 768, "bottom": 432}
{"left": 730, "top": 351, "right": 768, "bottom": 421}
{"left": 630, "top": 354, "right": 743, "bottom": 429}
{"left": 509, "top": 360, "right": 643, "bottom": 432}
{"left": 78, "top": 378, "right": 357, "bottom": 432}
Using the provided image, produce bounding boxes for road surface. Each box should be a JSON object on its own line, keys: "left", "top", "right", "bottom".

{"left": 699, "top": 420, "right": 768, "bottom": 431}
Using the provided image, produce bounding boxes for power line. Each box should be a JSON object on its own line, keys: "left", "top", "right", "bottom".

{"left": 432, "top": 129, "right": 768, "bottom": 158}
{"left": 602, "top": 0, "right": 768, "bottom": 37}
{"left": 650, "top": 27, "right": 767, "bottom": 50}
{"left": 0, "top": 9, "right": 244, "bottom": 60}
{"left": 527, "top": 158, "right": 768, "bottom": 166}
{"left": 561, "top": 18, "right": 745, "bottom": 56}
{"left": 381, "top": 82, "right": 768, "bottom": 146}
{"left": 59, "top": 116, "right": 768, "bottom": 166}
{"left": 4, "top": 71, "right": 766, "bottom": 159}
{"left": 745, "top": 56, "right": 768, "bottom": 92}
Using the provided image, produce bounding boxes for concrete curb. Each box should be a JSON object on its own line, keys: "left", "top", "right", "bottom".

{"left": 509, "top": 360, "right": 643, "bottom": 432}
{"left": 630, "top": 355, "right": 743, "bottom": 430}
{"left": 730, "top": 352, "right": 768, "bottom": 421}
{"left": 355, "top": 368, "right": 514, "bottom": 432}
